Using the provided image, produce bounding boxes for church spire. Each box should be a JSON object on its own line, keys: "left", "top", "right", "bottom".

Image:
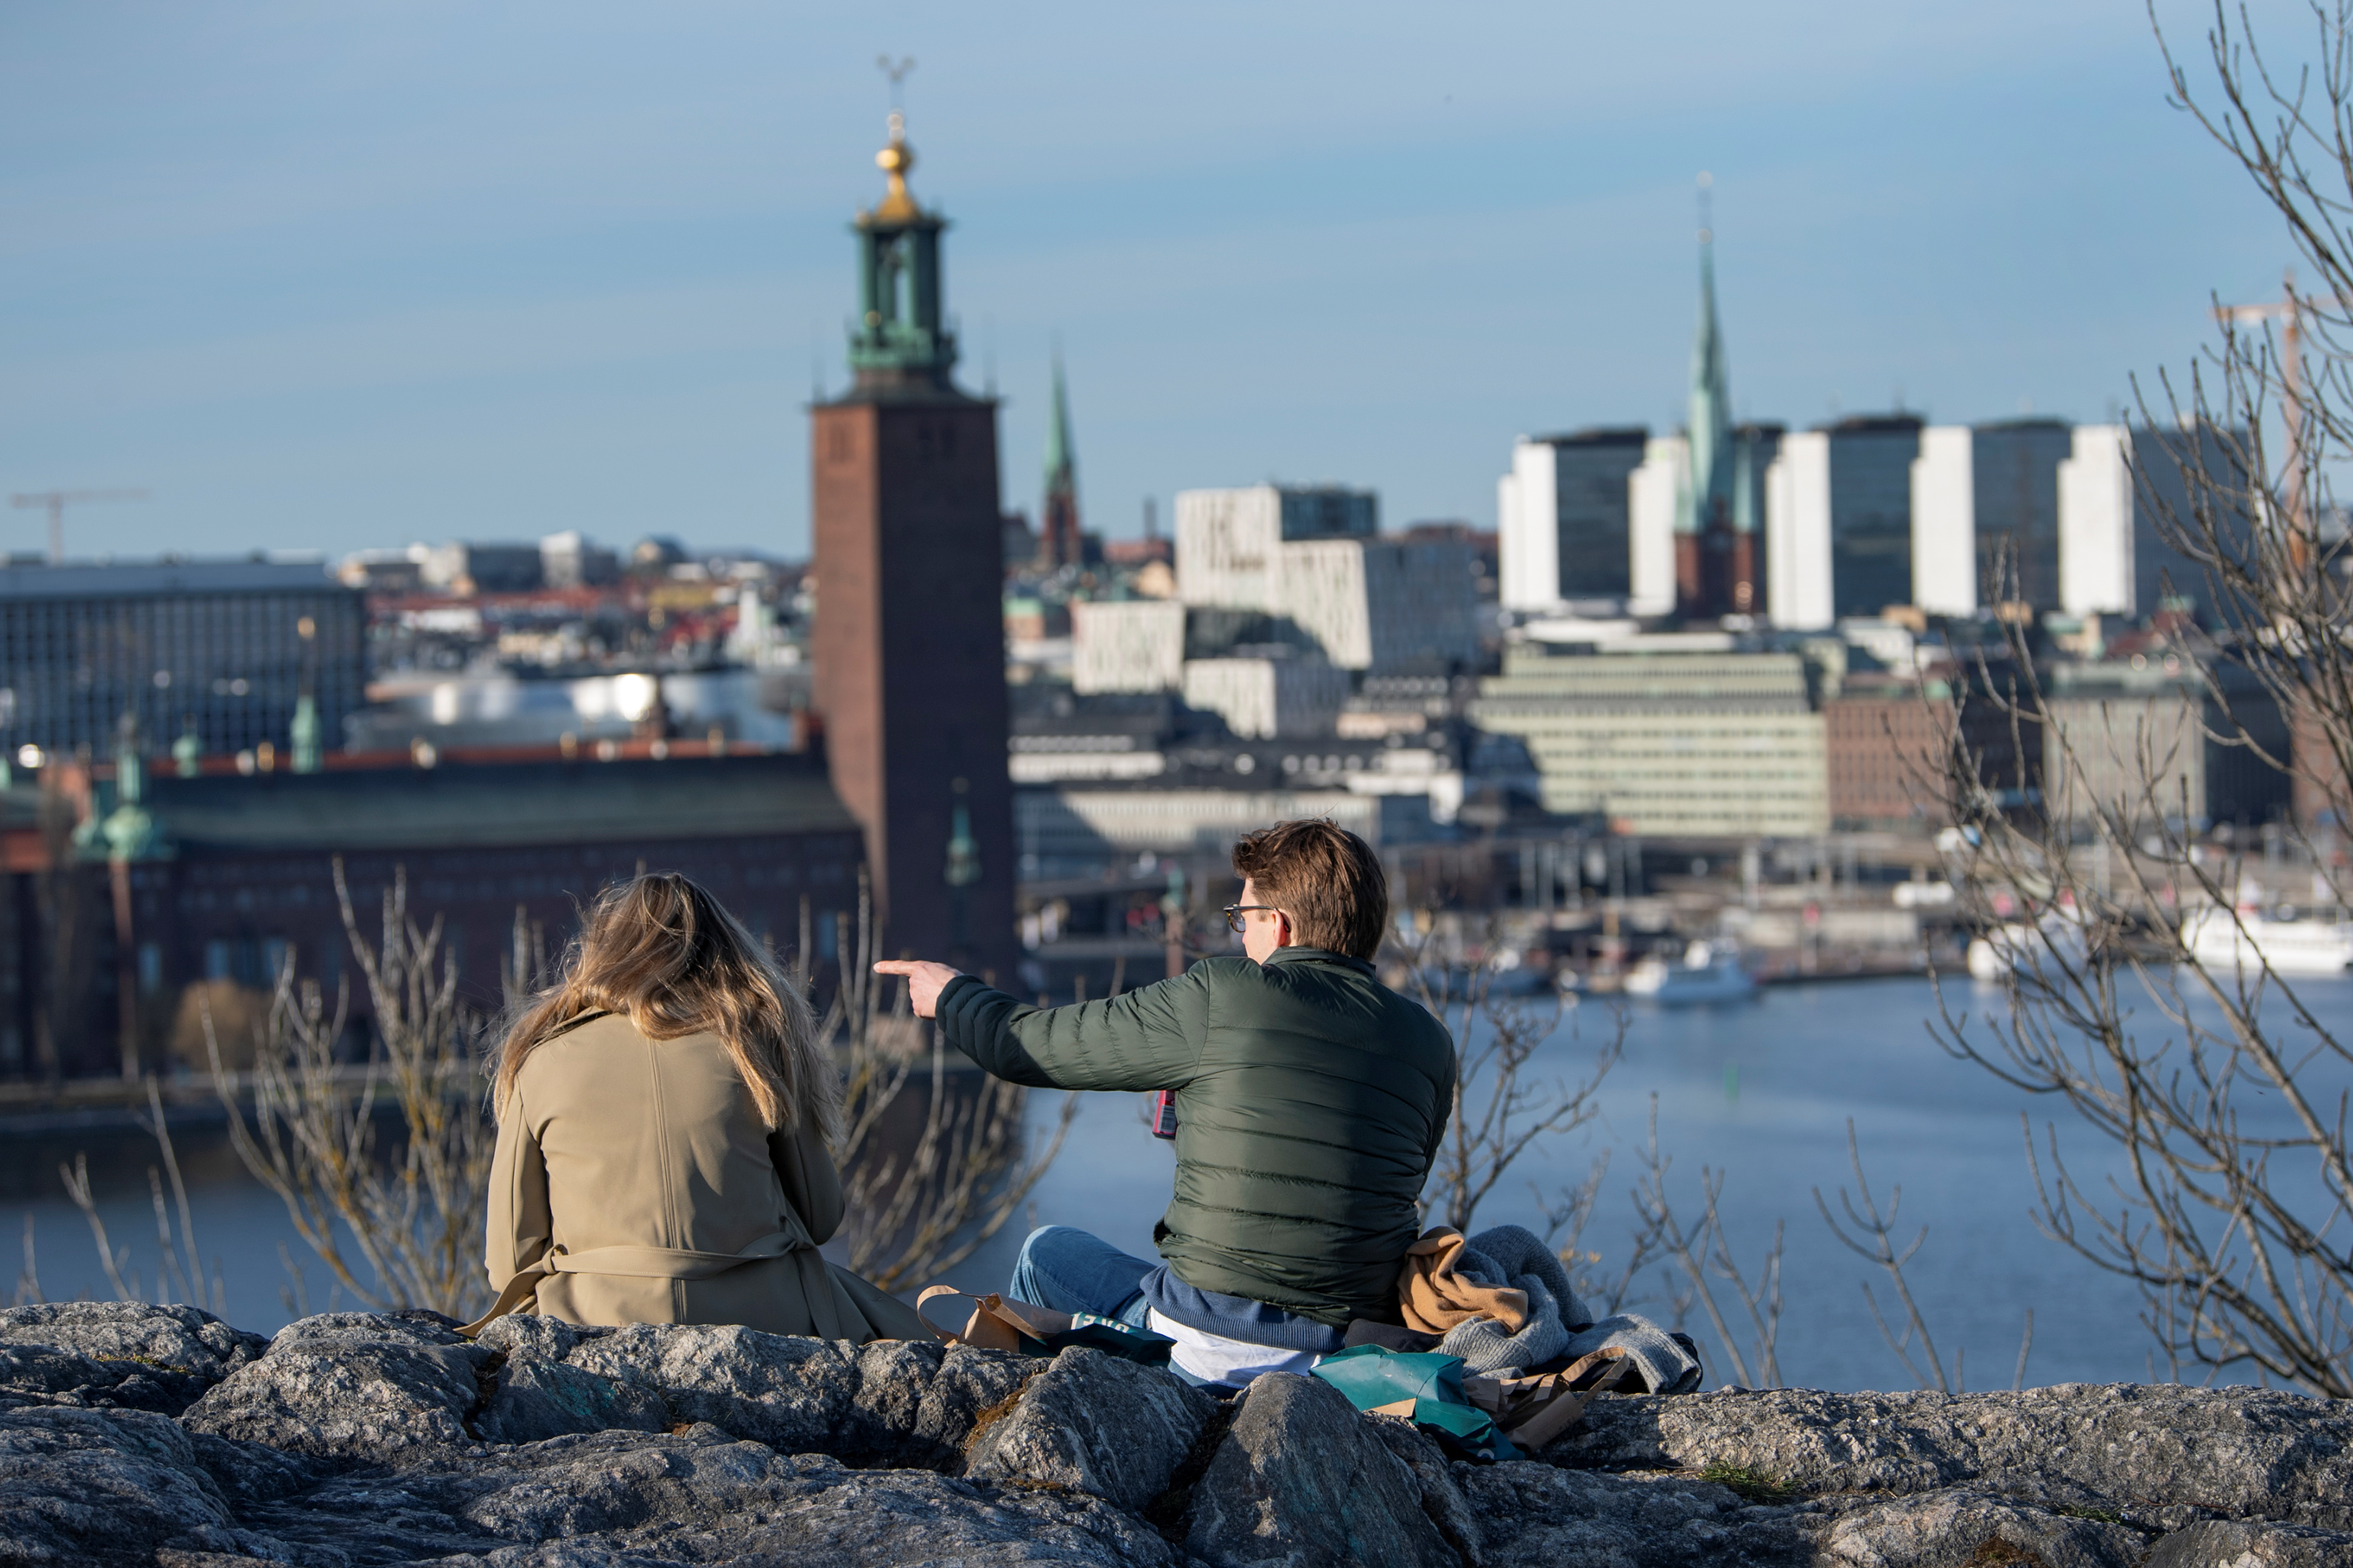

{"left": 1039, "top": 350, "right": 1084, "bottom": 567}
{"left": 1682, "top": 173, "right": 1734, "bottom": 538}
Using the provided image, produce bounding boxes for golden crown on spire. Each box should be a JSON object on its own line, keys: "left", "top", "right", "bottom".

{"left": 871, "top": 110, "right": 922, "bottom": 222}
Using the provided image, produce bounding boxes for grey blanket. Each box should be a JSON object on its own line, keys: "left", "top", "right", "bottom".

{"left": 1437, "top": 1225, "right": 1703, "bottom": 1394}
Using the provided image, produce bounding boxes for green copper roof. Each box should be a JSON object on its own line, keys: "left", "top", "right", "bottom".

{"left": 1682, "top": 227, "right": 1734, "bottom": 536}
{"left": 1043, "top": 352, "right": 1076, "bottom": 489}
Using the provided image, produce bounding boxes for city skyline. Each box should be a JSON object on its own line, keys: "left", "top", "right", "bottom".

{"left": 1, "top": 1, "right": 2294, "bottom": 563}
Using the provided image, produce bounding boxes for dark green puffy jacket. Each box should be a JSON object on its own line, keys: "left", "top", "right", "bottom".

{"left": 935, "top": 947, "right": 1457, "bottom": 1328}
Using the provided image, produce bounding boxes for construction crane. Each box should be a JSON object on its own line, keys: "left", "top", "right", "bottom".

{"left": 8, "top": 488, "right": 147, "bottom": 565}
{"left": 2214, "top": 269, "right": 2341, "bottom": 575}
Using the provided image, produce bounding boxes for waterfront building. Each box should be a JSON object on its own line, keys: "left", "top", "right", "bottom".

{"left": 1496, "top": 429, "right": 1649, "bottom": 611}
{"left": 1824, "top": 677, "right": 2041, "bottom": 830}
{"left": 0, "top": 560, "right": 363, "bottom": 764}
{"left": 1471, "top": 646, "right": 1828, "bottom": 836}
{"left": 0, "top": 747, "right": 862, "bottom": 1081}
{"left": 2041, "top": 661, "right": 2288, "bottom": 828}
{"left": 807, "top": 112, "right": 1016, "bottom": 978}
{"left": 1174, "top": 484, "right": 1375, "bottom": 614}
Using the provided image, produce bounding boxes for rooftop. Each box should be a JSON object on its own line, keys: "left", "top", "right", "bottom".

{"left": 0, "top": 558, "right": 343, "bottom": 600}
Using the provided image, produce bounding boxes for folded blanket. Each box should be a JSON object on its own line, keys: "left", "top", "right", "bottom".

{"left": 1396, "top": 1223, "right": 1702, "bottom": 1393}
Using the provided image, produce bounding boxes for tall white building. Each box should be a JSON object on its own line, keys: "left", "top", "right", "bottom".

{"left": 1626, "top": 435, "right": 1684, "bottom": 617}
{"left": 2058, "top": 424, "right": 2133, "bottom": 616}
{"left": 1765, "top": 431, "right": 1834, "bottom": 629}
{"left": 1496, "top": 429, "right": 1650, "bottom": 611}
{"left": 1175, "top": 485, "right": 1375, "bottom": 612}
{"left": 1909, "top": 426, "right": 1977, "bottom": 617}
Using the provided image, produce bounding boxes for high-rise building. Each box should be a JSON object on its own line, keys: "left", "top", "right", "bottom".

{"left": 1765, "top": 415, "right": 1923, "bottom": 626}
{"left": 1173, "top": 484, "right": 1375, "bottom": 612}
{"left": 2055, "top": 423, "right": 2252, "bottom": 620}
{"left": 0, "top": 560, "right": 364, "bottom": 763}
{"left": 808, "top": 112, "right": 1016, "bottom": 977}
{"left": 1037, "top": 354, "right": 1086, "bottom": 569}
{"left": 1909, "top": 426, "right": 1977, "bottom": 617}
{"left": 1764, "top": 431, "right": 1832, "bottom": 629}
{"left": 1824, "top": 415, "right": 1925, "bottom": 618}
{"left": 2058, "top": 424, "right": 2133, "bottom": 615}
{"left": 1627, "top": 435, "right": 1685, "bottom": 617}
{"left": 1497, "top": 429, "right": 1650, "bottom": 611}
{"left": 1969, "top": 418, "right": 2072, "bottom": 611}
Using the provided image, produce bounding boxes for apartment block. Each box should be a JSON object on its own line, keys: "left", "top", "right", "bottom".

{"left": 1175, "top": 484, "right": 1375, "bottom": 612}
{"left": 1471, "top": 646, "right": 1828, "bottom": 836}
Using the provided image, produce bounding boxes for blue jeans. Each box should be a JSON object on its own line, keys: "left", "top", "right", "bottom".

{"left": 1007, "top": 1225, "right": 1155, "bottom": 1329}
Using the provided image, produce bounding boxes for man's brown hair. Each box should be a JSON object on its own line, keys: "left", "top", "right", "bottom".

{"left": 1231, "top": 819, "right": 1389, "bottom": 960}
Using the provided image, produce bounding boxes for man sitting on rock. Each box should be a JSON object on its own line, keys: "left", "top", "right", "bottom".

{"left": 876, "top": 817, "right": 1456, "bottom": 1388}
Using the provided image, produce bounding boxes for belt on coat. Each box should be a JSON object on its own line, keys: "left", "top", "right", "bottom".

{"left": 460, "top": 1222, "right": 811, "bottom": 1338}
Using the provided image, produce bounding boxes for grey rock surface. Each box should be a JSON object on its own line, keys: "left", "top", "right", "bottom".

{"left": 1366, "top": 1414, "right": 1485, "bottom": 1567}
{"left": 0, "top": 1302, "right": 267, "bottom": 1379}
{"left": 963, "top": 1344, "right": 1216, "bottom": 1512}
{"left": 1816, "top": 1487, "right": 2146, "bottom": 1567}
{"left": 0, "top": 1302, "right": 268, "bottom": 1417}
{"left": 475, "top": 1355, "right": 667, "bottom": 1447}
{"left": 0, "top": 1406, "right": 240, "bottom": 1566}
{"left": 240, "top": 1422, "right": 1189, "bottom": 1566}
{"left": 1455, "top": 1459, "right": 1811, "bottom": 1567}
{"left": 1550, "top": 1382, "right": 2353, "bottom": 1529}
{"left": 182, "top": 1315, "right": 494, "bottom": 1467}
{"left": 560, "top": 1322, "right": 861, "bottom": 1455}
{"left": 1181, "top": 1370, "right": 1457, "bottom": 1568}
{"left": 2145, "top": 1517, "right": 2353, "bottom": 1566}
{"left": 1, "top": 1305, "right": 2346, "bottom": 1567}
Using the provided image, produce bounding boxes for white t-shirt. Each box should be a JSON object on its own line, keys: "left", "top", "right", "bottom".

{"left": 1147, "top": 1307, "right": 1322, "bottom": 1387}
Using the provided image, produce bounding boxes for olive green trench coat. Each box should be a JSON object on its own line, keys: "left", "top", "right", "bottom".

{"left": 483, "top": 1011, "right": 924, "bottom": 1342}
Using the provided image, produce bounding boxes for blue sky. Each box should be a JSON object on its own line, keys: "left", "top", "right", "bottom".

{"left": 0, "top": 1, "right": 2300, "bottom": 562}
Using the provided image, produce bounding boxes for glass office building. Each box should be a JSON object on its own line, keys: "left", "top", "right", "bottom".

{"left": 0, "top": 560, "right": 364, "bottom": 761}
{"left": 1826, "top": 415, "right": 1924, "bottom": 618}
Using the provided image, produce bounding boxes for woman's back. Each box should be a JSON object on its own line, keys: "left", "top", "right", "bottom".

{"left": 486, "top": 1011, "right": 921, "bottom": 1341}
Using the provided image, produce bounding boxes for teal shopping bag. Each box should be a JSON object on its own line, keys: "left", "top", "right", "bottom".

{"left": 1311, "top": 1344, "right": 1518, "bottom": 1462}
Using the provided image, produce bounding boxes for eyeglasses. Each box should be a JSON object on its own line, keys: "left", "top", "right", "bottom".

{"left": 1223, "top": 903, "right": 1280, "bottom": 935}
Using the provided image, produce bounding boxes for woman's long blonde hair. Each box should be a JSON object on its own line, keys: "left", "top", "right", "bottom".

{"left": 494, "top": 873, "right": 839, "bottom": 1143}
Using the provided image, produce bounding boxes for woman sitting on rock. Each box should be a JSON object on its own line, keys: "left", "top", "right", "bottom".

{"left": 474, "top": 872, "right": 924, "bottom": 1342}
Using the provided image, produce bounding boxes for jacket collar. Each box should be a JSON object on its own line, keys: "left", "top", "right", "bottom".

{"left": 1262, "top": 945, "right": 1375, "bottom": 977}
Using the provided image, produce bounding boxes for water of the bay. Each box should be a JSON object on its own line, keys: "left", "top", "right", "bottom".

{"left": 12, "top": 974, "right": 2348, "bottom": 1393}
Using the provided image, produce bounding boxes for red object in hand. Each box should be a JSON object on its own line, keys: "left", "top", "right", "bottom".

{"left": 1150, "top": 1090, "right": 1178, "bottom": 1139}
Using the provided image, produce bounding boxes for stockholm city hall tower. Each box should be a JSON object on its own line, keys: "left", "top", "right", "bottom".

{"left": 810, "top": 113, "right": 1016, "bottom": 979}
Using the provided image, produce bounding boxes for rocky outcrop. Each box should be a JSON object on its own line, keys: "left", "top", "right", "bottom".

{"left": 0, "top": 1302, "right": 2345, "bottom": 1567}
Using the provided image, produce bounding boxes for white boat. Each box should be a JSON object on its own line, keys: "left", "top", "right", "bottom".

{"left": 1966, "top": 907, "right": 2089, "bottom": 981}
{"left": 1623, "top": 940, "right": 1757, "bottom": 1004}
{"left": 2180, "top": 906, "right": 2353, "bottom": 977}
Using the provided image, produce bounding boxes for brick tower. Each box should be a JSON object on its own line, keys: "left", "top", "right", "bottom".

{"left": 810, "top": 112, "right": 1016, "bottom": 979}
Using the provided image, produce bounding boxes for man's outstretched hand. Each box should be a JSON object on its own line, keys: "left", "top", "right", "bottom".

{"left": 872, "top": 960, "right": 964, "bottom": 1019}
